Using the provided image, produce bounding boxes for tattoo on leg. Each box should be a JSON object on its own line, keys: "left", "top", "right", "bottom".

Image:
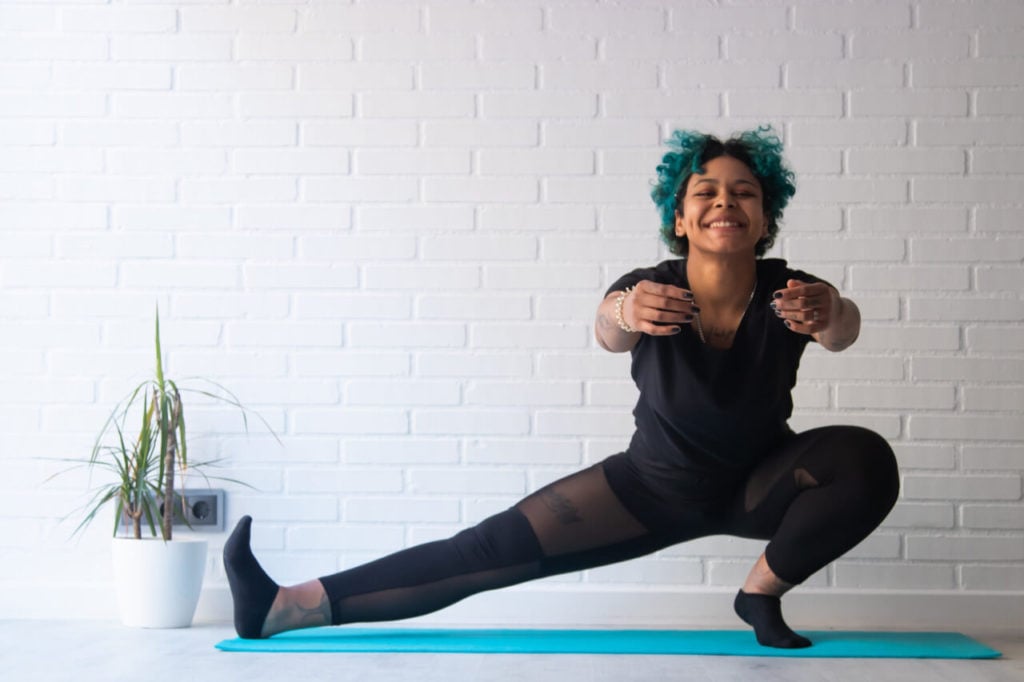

{"left": 541, "top": 489, "right": 583, "bottom": 525}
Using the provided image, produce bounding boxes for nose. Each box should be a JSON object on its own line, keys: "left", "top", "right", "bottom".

{"left": 715, "top": 193, "right": 736, "bottom": 208}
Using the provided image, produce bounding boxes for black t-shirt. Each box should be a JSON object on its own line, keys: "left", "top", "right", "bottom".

{"left": 606, "top": 258, "right": 829, "bottom": 500}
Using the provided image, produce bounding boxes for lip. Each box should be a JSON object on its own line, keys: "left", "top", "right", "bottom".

{"left": 703, "top": 219, "right": 746, "bottom": 229}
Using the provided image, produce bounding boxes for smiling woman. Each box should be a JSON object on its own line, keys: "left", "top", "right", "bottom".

{"left": 225, "top": 126, "right": 896, "bottom": 651}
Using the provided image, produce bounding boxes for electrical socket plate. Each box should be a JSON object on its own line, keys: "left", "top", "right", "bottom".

{"left": 118, "top": 488, "right": 225, "bottom": 533}
{"left": 173, "top": 488, "right": 224, "bottom": 531}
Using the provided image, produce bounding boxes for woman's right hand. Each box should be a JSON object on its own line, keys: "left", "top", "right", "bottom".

{"left": 621, "top": 280, "right": 699, "bottom": 336}
{"left": 596, "top": 280, "right": 699, "bottom": 352}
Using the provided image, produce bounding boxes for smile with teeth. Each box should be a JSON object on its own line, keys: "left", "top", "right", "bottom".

{"left": 706, "top": 220, "right": 744, "bottom": 228}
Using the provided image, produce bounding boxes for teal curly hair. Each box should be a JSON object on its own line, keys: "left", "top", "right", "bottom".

{"left": 650, "top": 126, "right": 795, "bottom": 257}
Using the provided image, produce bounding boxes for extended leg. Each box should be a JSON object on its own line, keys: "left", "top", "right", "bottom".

{"left": 226, "top": 460, "right": 672, "bottom": 638}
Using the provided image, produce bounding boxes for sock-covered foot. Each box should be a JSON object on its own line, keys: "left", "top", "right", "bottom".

{"left": 734, "top": 589, "right": 812, "bottom": 649}
{"left": 224, "top": 515, "right": 279, "bottom": 639}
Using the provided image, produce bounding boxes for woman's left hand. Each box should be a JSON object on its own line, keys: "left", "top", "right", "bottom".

{"left": 770, "top": 279, "right": 838, "bottom": 336}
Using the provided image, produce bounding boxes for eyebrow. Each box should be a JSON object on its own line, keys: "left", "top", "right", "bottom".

{"left": 692, "top": 178, "right": 759, "bottom": 187}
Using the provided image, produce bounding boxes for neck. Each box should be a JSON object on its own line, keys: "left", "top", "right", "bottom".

{"left": 686, "top": 252, "right": 757, "bottom": 309}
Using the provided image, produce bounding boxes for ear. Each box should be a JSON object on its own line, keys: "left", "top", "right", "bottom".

{"left": 674, "top": 211, "right": 686, "bottom": 237}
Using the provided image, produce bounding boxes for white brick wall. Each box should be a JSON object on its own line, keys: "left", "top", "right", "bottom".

{"left": 2, "top": 0, "right": 1022, "bottom": 627}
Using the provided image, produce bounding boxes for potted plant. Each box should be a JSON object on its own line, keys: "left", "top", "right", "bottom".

{"left": 58, "top": 308, "right": 268, "bottom": 628}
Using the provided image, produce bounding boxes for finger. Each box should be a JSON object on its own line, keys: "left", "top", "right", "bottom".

{"left": 635, "top": 280, "right": 694, "bottom": 303}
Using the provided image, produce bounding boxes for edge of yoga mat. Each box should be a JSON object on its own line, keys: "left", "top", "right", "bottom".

{"left": 215, "top": 628, "right": 1001, "bottom": 659}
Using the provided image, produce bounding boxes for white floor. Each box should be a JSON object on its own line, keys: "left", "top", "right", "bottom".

{"left": 5, "top": 620, "right": 1022, "bottom": 682}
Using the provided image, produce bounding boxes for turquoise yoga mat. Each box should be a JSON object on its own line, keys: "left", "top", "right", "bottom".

{"left": 216, "top": 628, "right": 1000, "bottom": 659}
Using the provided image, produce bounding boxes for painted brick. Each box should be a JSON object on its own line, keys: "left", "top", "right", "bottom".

{"left": 915, "top": 60, "right": 1024, "bottom": 87}
{"left": 963, "top": 387, "right": 1024, "bottom": 413}
{"left": 480, "top": 149, "right": 594, "bottom": 176}
{"left": 358, "top": 149, "right": 468, "bottom": 175}
{"left": 359, "top": 93, "right": 475, "bottom": 120}
{"left": 961, "top": 565, "right": 1024, "bottom": 591}
{"left": 916, "top": 119, "right": 1024, "bottom": 145}
{"left": 297, "top": 235, "right": 415, "bottom": 262}
{"left": 345, "top": 439, "right": 459, "bottom": 465}
{"left": 356, "top": 206, "right": 473, "bottom": 232}
{"left": 908, "top": 298, "right": 1024, "bottom": 323}
{"left": 882, "top": 502, "right": 955, "bottom": 529}
{"left": 848, "top": 207, "right": 968, "bottom": 234}
{"left": 238, "top": 92, "right": 352, "bottom": 119}
{"left": 597, "top": 34, "right": 715, "bottom": 62}
{"left": 424, "top": 120, "right": 538, "bottom": 148}
{"left": 465, "top": 439, "right": 581, "bottom": 466}
{"left": 974, "top": 262, "right": 1024, "bottom": 288}
{"left": 966, "top": 326, "right": 1024, "bottom": 353}
{"left": 424, "top": 177, "right": 538, "bottom": 204}
{"left": 977, "top": 89, "right": 1024, "bottom": 115}
{"left": 837, "top": 384, "right": 955, "bottom": 410}
{"left": 728, "top": 90, "right": 842, "bottom": 117}
{"left": 977, "top": 207, "right": 1024, "bottom": 233}
{"left": 848, "top": 148, "right": 964, "bottom": 175}
{"left": 411, "top": 411, "right": 531, "bottom": 437}
{"left": 913, "top": 358, "right": 1024, "bottom": 383}
{"left": 465, "top": 381, "right": 582, "bottom": 407}
{"left": 484, "top": 265, "right": 600, "bottom": 291}
{"left": 348, "top": 322, "right": 466, "bottom": 348}
{"left": 543, "top": 120, "right": 660, "bottom": 148}
{"left": 790, "top": 120, "right": 908, "bottom": 146}
{"left": 300, "top": 63, "right": 414, "bottom": 91}
{"left": 788, "top": 61, "right": 904, "bottom": 89}
{"left": 482, "top": 92, "right": 597, "bottom": 119}
{"left": 963, "top": 447, "right": 1024, "bottom": 471}
{"left": 295, "top": 293, "right": 410, "bottom": 321}
{"left": 416, "top": 295, "right": 532, "bottom": 321}
{"left": 415, "top": 352, "right": 533, "bottom": 378}
{"left": 232, "top": 149, "right": 350, "bottom": 175}
{"left": 112, "top": 34, "right": 232, "bottom": 62}
{"left": 856, "top": 323, "right": 958, "bottom": 350}
{"left": 236, "top": 33, "right": 353, "bottom": 61}
{"left": 181, "top": 6, "right": 297, "bottom": 32}
{"left": 834, "top": 562, "right": 955, "bottom": 590}
{"left": 909, "top": 416, "right": 1024, "bottom": 442}
{"left": 850, "top": 89, "right": 969, "bottom": 117}
{"left": 979, "top": 30, "right": 1024, "bottom": 57}
{"left": 541, "top": 63, "right": 658, "bottom": 91}
{"left": 293, "top": 351, "right": 409, "bottom": 378}
{"left": 363, "top": 265, "right": 479, "bottom": 290}
{"left": 903, "top": 474, "right": 1022, "bottom": 501}
{"left": 962, "top": 504, "right": 1024, "bottom": 531}
{"left": 850, "top": 266, "right": 968, "bottom": 291}
{"left": 346, "top": 380, "right": 461, "bottom": 406}
{"left": 852, "top": 30, "right": 969, "bottom": 58}
{"left": 304, "top": 120, "right": 418, "bottom": 147}
{"left": 536, "top": 410, "right": 636, "bottom": 437}
{"left": 304, "top": 177, "right": 418, "bottom": 203}
{"left": 668, "top": 62, "right": 780, "bottom": 90}
{"left": 424, "top": 63, "right": 536, "bottom": 91}
{"left": 345, "top": 498, "right": 460, "bottom": 524}
{"left": 907, "top": 536, "right": 1024, "bottom": 562}
{"left": 363, "top": 34, "right": 476, "bottom": 61}
{"left": 786, "top": 237, "right": 906, "bottom": 262}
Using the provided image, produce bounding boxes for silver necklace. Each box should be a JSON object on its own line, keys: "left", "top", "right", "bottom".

{"left": 693, "top": 284, "right": 756, "bottom": 345}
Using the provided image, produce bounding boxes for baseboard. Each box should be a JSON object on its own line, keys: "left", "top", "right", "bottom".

{"left": 7, "top": 584, "right": 1022, "bottom": 632}
{"left": 198, "top": 586, "right": 1023, "bottom": 631}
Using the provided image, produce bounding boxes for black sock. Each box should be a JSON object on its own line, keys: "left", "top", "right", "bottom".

{"left": 734, "top": 589, "right": 812, "bottom": 649}
{"left": 223, "top": 516, "right": 279, "bottom": 639}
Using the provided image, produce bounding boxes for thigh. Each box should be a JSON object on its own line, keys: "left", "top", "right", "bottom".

{"left": 720, "top": 427, "right": 846, "bottom": 539}
{"left": 720, "top": 425, "right": 898, "bottom": 540}
{"left": 515, "top": 459, "right": 653, "bottom": 557}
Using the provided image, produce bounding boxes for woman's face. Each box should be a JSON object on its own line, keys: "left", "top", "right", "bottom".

{"left": 674, "top": 155, "right": 768, "bottom": 257}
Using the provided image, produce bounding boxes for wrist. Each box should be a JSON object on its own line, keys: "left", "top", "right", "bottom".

{"left": 614, "top": 288, "right": 637, "bottom": 333}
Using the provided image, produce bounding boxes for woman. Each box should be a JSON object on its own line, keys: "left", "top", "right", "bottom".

{"left": 225, "top": 127, "right": 900, "bottom": 649}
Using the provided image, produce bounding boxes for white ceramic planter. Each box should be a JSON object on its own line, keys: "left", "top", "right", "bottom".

{"left": 111, "top": 537, "right": 208, "bottom": 628}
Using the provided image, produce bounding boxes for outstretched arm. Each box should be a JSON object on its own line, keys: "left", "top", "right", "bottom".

{"left": 594, "top": 280, "right": 698, "bottom": 353}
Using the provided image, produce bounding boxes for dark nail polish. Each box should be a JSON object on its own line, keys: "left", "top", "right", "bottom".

{"left": 769, "top": 302, "right": 777, "bottom": 310}
{"left": 773, "top": 292, "right": 783, "bottom": 299}
{"left": 671, "top": 327, "right": 681, "bottom": 334}
{"left": 684, "top": 314, "right": 694, "bottom": 321}
{"left": 784, "top": 320, "right": 792, "bottom": 328}
{"left": 691, "top": 305, "right": 701, "bottom": 313}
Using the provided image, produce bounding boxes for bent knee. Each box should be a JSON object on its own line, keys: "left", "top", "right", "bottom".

{"left": 836, "top": 426, "right": 900, "bottom": 506}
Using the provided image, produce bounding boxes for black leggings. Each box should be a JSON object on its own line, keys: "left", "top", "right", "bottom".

{"left": 318, "top": 425, "right": 899, "bottom": 625}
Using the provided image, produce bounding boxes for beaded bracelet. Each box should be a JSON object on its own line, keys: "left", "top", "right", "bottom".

{"left": 614, "top": 287, "right": 637, "bottom": 333}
